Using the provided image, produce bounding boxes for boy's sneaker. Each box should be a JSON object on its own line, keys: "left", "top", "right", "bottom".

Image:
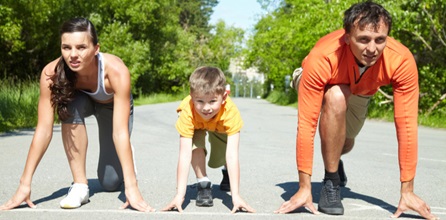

{"left": 60, "top": 183, "right": 89, "bottom": 209}
{"left": 220, "top": 169, "right": 230, "bottom": 191}
{"left": 338, "top": 160, "right": 347, "bottom": 187}
{"left": 318, "top": 179, "right": 344, "bottom": 215}
{"left": 196, "top": 181, "right": 213, "bottom": 207}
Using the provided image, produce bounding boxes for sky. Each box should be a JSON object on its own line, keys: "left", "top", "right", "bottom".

{"left": 209, "top": 0, "right": 264, "bottom": 31}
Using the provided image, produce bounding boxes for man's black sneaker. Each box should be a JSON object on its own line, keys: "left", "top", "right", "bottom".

{"left": 318, "top": 179, "right": 344, "bottom": 215}
{"left": 338, "top": 160, "right": 347, "bottom": 187}
{"left": 196, "top": 181, "right": 213, "bottom": 207}
{"left": 220, "top": 169, "right": 230, "bottom": 191}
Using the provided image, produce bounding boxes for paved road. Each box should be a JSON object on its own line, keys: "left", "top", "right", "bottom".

{"left": 1, "top": 98, "right": 445, "bottom": 220}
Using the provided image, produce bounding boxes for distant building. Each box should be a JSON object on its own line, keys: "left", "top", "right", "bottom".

{"left": 228, "top": 57, "right": 264, "bottom": 83}
{"left": 228, "top": 57, "right": 264, "bottom": 98}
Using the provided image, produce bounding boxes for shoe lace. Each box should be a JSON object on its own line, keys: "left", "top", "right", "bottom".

{"left": 324, "top": 181, "right": 340, "bottom": 203}
{"left": 66, "top": 185, "right": 75, "bottom": 195}
{"left": 327, "top": 188, "right": 338, "bottom": 203}
{"left": 66, "top": 184, "right": 87, "bottom": 198}
{"left": 198, "top": 187, "right": 212, "bottom": 199}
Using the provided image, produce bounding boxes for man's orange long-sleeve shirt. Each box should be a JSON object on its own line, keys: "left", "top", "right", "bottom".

{"left": 297, "top": 29, "right": 419, "bottom": 182}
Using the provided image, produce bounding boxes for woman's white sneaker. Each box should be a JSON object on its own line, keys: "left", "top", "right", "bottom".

{"left": 59, "top": 183, "right": 89, "bottom": 209}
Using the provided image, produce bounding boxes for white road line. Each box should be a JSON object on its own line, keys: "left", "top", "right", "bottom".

{"left": 432, "top": 207, "right": 446, "bottom": 210}
{"left": 383, "top": 153, "right": 446, "bottom": 163}
{"left": 349, "top": 203, "right": 389, "bottom": 211}
{"left": 7, "top": 208, "right": 273, "bottom": 216}
{"left": 431, "top": 206, "right": 446, "bottom": 215}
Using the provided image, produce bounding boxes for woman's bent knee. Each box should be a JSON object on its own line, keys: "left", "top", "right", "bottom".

{"left": 98, "top": 165, "right": 123, "bottom": 192}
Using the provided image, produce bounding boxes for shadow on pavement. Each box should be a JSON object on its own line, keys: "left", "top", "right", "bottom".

{"left": 275, "top": 181, "right": 415, "bottom": 216}
{"left": 183, "top": 183, "right": 232, "bottom": 211}
{"left": 12, "top": 187, "right": 68, "bottom": 209}
{"left": 15, "top": 179, "right": 125, "bottom": 209}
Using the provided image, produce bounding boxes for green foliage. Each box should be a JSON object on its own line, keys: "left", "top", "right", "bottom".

{"left": 0, "top": 6, "right": 24, "bottom": 56}
{"left": 134, "top": 92, "right": 186, "bottom": 106}
{"left": 178, "top": 0, "right": 218, "bottom": 36}
{"left": 245, "top": 0, "right": 352, "bottom": 93}
{"left": 99, "top": 21, "right": 152, "bottom": 94}
{"left": 247, "top": 0, "right": 446, "bottom": 118}
{"left": 390, "top": 0, "right": 446, "bottom": 115}
{"left": 0, "top": 0, "right": 244, "bottom": 98}
{"left": 266, "top": 89, "right": 297, "bottom": 106}
{"left": 0, "top": 79, "right": 40, "bottom": 132}
{"left": 208, "top": 21, "right": 245, "bottom": 69}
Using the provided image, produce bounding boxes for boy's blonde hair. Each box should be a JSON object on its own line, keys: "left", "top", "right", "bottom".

{"left": 189, "top": 66, "right": 226, "bottom": 95}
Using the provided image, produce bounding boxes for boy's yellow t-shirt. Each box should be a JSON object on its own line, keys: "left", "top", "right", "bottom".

{"left": 175, "top": 95, "right": 243, "bottom": 138}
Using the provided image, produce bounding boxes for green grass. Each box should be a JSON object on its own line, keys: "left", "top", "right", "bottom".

{"left": 416, "top": 114, "right": 446, "bottom": 129}
{"left": 134, "top": 92, "right": 185, "bottom": 106}
{"left": 268, "top": 91, "right": 446, "bottom": 129}
{"left": 0, "top": 80, "right": 186, "bottom": 133}
{"left": 265, "top": 90, "right": 297, "bottom": 106}
{"left": 0, "top": 79, "right": 40, "bottom": 132}
{"left": 1, "top": 82, "right": 445, "bottom": 133}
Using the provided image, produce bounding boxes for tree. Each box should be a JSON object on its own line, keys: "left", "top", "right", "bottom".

{"left": 245, "top": 0, "right": 350, "bottom": 93}
{"left": 245, "top": 0, "right": 446, "bottom": 116}
{"left": 0, "top": 5, "right": 24, "bottom": 77}
{"left": 387, "top": 0, "right": 446, "bottom": 115}
{"left": 178, "top": 0, "right": 218, "bottom": 36}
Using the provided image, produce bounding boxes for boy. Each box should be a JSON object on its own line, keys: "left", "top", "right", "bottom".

{"left": 162, "top": 66, "right": 255, "bottom": 213}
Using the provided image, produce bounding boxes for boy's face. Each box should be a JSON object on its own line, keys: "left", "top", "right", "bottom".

{"left": 191, "top": 92, "right": 227, "bottom": 121}
{"left": 345, "top": 19, "right": 389, "bottom": 67}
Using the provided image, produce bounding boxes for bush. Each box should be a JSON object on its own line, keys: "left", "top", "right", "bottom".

{"left": 0, "top": 79, "right": 40, "bottom": 132}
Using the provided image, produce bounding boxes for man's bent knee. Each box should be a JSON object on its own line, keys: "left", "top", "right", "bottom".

{"left": 323, "top": 85, "right": 351, "bottom": 113}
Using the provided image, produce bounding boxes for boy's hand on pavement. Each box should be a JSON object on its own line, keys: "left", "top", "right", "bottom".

{"left": 161, "top": 195, "right": 184, "bottom": 212}
{"left": 231, "top": 194, "right": 255, "bottom": 213}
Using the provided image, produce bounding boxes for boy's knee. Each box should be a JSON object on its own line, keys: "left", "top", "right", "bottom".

{"left": 192, "top": 147, "right": 206, "bottom": 157}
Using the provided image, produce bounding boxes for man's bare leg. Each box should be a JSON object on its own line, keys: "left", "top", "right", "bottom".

{"left": 319, "top": 85, "right": 351, "bottom": 173}
{"left": 317, "top": 84, "right": 351, "bottom": 215}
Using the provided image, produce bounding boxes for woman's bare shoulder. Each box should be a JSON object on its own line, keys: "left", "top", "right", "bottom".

{"left": 41, "top": 57, "right": 62, "bottom": 77}
{"left": 102, "top": 53, "right": 125, "bottom": 65}
{"left": 101, "top": 53, "right": 129, "bottom": 75}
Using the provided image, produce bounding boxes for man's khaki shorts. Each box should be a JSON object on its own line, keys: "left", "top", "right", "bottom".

{"left": 345, "top": 95, "right": 371, "bottom": 138}
{"left": 291, "top": 67, "right": 371, "bottom": 139}
{"left": 192, "top": 129, "right": 227, "bottom": 168}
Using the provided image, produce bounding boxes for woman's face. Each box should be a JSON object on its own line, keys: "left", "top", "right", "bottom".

{"left": 61, "top": 31, "right": 99, "bottom": 73}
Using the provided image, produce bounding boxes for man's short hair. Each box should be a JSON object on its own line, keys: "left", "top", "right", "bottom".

{"left": 343, "top": 1, "right": 392, "bottom": 34}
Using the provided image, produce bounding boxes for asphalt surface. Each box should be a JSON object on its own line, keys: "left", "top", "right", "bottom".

{"left": 1, "top": 98, "right": 445, "bottom": 220}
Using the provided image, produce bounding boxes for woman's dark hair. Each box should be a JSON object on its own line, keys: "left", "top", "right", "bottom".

{"left": 50, "top": 18, "right": 98, "bottom": 121}
{"left": 343, "top": 1, "right": 392, "bottom": 35}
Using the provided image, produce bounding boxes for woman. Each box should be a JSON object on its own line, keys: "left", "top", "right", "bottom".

{"left": 0, "top": 18, "right": 154, "bottom": 212}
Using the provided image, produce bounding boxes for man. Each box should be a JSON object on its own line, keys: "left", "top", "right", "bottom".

{"left": 274, "top": 1, "right": 438, "bottom": 219}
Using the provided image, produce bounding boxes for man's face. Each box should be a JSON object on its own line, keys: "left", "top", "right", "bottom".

{"left": 345, "top": 20, "right": 389, "bottom": 67}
